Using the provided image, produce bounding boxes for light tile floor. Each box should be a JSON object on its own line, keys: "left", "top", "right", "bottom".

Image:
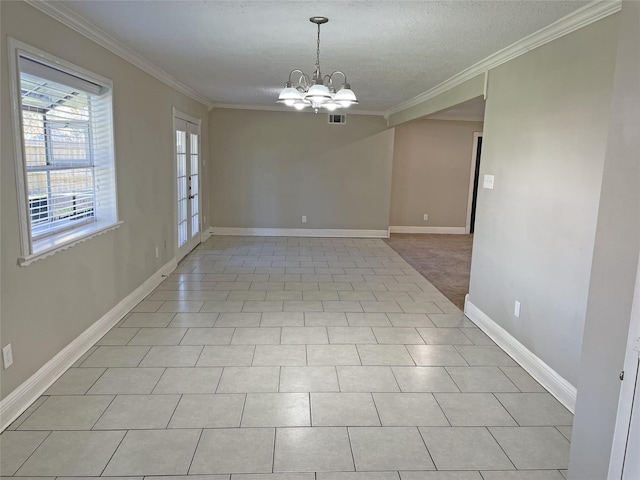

{"left": 1, "top": 236, "right": 573, "bottom": 479}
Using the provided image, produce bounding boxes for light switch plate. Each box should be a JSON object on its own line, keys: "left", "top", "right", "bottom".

{"left": 483, "top": 174, "right": 495, "bottom": 189}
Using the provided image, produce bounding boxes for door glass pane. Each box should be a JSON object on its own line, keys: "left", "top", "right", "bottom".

{"left": 189, "top": 132, "right": 199, "bottom": 236}
{"left": 190, "top": 133, "right": 198, "bottom": 156}
{"left": 176, "top": 129, "right": 187, "bottom": 247}
{"left": 192, "top": 214, "right": 199, "bottom": 236}
{"left": 191, "top": 175, "right": 199, "bottom": 235}
{"left": 176, "top": 130, "right": 186, "bottom": 154}
{"left": 177, "top": 154, "right": 186, "bottom": 177}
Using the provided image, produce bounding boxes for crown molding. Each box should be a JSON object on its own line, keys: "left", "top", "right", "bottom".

{"left": 384, "top": 0, "right": 622, "bottom": 118}
{"left": 211, "top": 103, "right": 385, "bottom": 116}
{"left": 424, "top": 114, "right": 485, "bottom": 123}
{"left": 24, "top": 0, "right": 214, "bottom": 109}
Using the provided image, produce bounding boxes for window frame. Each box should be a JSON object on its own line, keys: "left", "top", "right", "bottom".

{"left": 8, "top": 38, "right": 121, "bottom": 266}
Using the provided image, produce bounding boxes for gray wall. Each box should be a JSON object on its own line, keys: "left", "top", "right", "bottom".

{"left": 390, "top": 119, "right": 483, "bottom": 228}
{"left": 209, "top": 109, "right": 394, "bottom": 231}
{"left": 568, "top": 2, "right": 640, "bottom": 477}
{"left": 467, "top": 14, "right": 619, "bottom": 386}
{"left": 0, "top": 1, "right": 209, "bottom": 399}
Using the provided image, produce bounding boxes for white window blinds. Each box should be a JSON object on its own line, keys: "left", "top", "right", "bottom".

{"left": 14, "top": 50, "right": 118, "bottom": 260}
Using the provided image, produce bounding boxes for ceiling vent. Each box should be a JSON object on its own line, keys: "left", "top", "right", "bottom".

{"left": 328, "top": 113, "right": 346, "bottom": 125}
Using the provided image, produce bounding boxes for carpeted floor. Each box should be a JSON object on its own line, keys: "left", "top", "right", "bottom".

{"left": 384, "top": 233, "right": 473, "bottom": 310}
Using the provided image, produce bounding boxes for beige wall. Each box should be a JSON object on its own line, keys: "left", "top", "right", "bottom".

{"left": 0, "top": 2, "right": 209, "bottom": 399}
{"left": 468, "top": 14, "right": 619, "bottom": 386}
{"left": 390, "top": 119, "right": 483, "bottom": 228}
{"left": 387, "top": 75, "right": 485, "bottom": 127}
{"left": 209, "top": 109, "right": 394, "bottom": 231}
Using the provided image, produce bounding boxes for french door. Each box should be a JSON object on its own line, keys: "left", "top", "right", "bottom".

{"left": 174, "top": 115, "right": 200, "bottom": 262}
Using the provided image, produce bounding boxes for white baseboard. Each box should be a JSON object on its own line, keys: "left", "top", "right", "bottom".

{"left": 212, "top": 227, "right": 390, "bottom": 238}
{"left": 200, "top": 227, "right": 213, "bottom": 243}
{"left": 464, "top": 295, "right": 577, "bottom": 412}
{"left": 0, "top": 258, "right": 177, "bottom": 432}
{"left": 389, "top": 226, "right": 467, "bottom": 234}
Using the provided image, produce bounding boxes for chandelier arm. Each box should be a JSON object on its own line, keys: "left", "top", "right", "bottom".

{"left": 299, "top": 73, "right": 311, "bottom": 89}
{"left": 287, "top": 68, "right": 306, "bottom": 84}
{"left": 328, "top": 71, "right": 348, "bottom": 86}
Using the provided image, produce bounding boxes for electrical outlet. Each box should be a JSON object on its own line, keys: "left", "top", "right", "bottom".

{"left": 302, "top": 215, "right": 307, "bottom": 223}
{"left": 514, "top": 301, "right": 521, "bottom": 318}
{"left": 423, "top": 214, "right": 428, "bottom": 221}
{"left": 155, "top": 246, "right": 159, "bottom": 259}
{"left": 3, "top": 344, "right": 13, "bottom": 369}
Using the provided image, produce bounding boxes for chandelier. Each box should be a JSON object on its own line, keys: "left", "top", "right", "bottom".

{"left": 277, "top": 17, "right": 358, "bottom": 112}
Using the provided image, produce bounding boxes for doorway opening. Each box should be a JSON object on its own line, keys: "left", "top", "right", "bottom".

{"left": 466, "top": 132, "right": 483, "bottom": 234}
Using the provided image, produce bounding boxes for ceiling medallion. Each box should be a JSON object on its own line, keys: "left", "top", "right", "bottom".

{"left": 277, "top": 17, "right": 358, "bottom": 113}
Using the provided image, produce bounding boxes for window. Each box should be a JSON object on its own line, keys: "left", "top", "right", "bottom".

{"left": 10, "top": 40, "right": 119, "bottom": 265}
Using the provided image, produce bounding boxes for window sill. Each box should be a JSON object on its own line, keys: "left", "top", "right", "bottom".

{"left": 18, "top": 220, "right": 123, "bottom": 266}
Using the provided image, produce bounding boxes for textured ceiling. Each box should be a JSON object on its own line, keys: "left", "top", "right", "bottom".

{"left": 57, "top": 1, "right": 590, "bottom": 112}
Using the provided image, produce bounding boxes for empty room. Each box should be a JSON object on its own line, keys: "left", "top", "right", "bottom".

{"left": 1, "top": 1, "right": 639, "bottom": 480}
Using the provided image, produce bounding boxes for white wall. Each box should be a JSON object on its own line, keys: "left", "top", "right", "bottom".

{"left": 467, "top": 14, "right": 619, "bottom": 386}
{"left": 0, "top": 1, "right": 209, "bottom": 399}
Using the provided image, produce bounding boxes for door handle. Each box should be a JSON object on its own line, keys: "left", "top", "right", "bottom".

{"left": 189, "top": 195, "right": 195, "bottom": 199}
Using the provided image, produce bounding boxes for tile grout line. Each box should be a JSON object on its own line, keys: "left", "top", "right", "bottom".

{"left": 88, "top": 393, "right": 118, "bottom": 430}
{"left": 416, "top": 424, "right": 438, "bottom": 471}
{"left": 238, "top": 393, "right": 248, "bottom": 428}
{"left": 8, "top": 396, "right": 48, "bottom": 430}
{"left": 431, "top": 391, "right": 453, "bottom": 427}
{"left": 165, "top": 393, "right": 183, "bottom": 428}
{"left": 486, "top": 425, "right": 518, "bottom": 470}
{"left": 492, "top": 392, "right": 523, "bottom": 427}
{"left": 8, "top": 429, "right": 52, "bottom": 475}
{"left": 97, "top": 426, "right": 128, "bottom": 476}
{"left": 186, "top": 427, "right": 204, "bottom": 474}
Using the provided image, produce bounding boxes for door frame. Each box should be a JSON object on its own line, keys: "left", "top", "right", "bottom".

{"left": 172, "top": 107, "right": 202, "bottom": 262}
{"left": 465, "top": 131, "right": 483, "bottom": 234}
{"left": 609, "top": 255, "right": 640, "bottom": 478}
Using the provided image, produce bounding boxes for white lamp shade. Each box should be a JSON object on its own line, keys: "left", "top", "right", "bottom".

{"left": 334, "top": 86, "right": 358, "bottom": 106}
{"left": 305, "top": 83, "right": 332, "bottom": 104}
{"left": 278, "top": 86, "right": 304, "bottom": 104}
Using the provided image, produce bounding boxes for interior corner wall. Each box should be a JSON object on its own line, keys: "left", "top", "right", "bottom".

{"left": 390, "top": 119, "right": 483, "bottom": 228}
{"left": 467, "top": 14, "right": 619, "bottom": 387}
{"left": 568, "top": 1, "right": 640, "bottom": 477}
{"left": 0, "top": 1, "right": 209, "bottom": 399}
{"left": 209, "top": 108, "right": 394, "bottom": 231}
{"left": 387, "top": 76, "right": 485, "bottom": 127}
